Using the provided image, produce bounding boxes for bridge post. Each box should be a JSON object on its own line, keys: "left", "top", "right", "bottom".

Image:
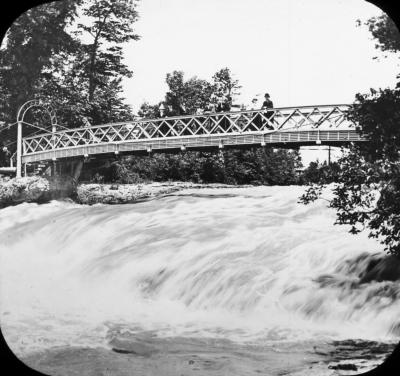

{"left": 16, "top": 120, "right": 22, "bottom": 178}
{"left": 328, "top": 146, "right": 331, "bottom": 166}
{"left": 51, "top": 123, "right": 57, "bottom": 177}
{"left": 51, "top": 159, "right": 57, "bottom": 177}
{"left": 72, "top": 160, "right": 84, "bottom": 183}
{"left": 16, "top": 99, "right": 58, "bottom": 178}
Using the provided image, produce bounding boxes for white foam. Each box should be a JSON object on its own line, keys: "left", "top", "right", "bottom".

{"left": 0, "top": 186, "right": 397, "bottom": 356}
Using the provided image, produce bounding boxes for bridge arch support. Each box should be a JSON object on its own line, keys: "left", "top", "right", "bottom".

{"left": 16, "top": 99, "right": 58, "bottom": 178}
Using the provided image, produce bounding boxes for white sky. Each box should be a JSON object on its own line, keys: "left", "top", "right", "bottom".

{"left": 116, "top": 0, "right": 399, "bottom": 164}
{"left": 122, "top": 0, "right": 399, "bottom": 111}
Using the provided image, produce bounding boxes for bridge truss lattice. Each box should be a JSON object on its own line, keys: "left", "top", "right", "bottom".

{"left": 22, "top": 104, "right": 364, "bottom": 163}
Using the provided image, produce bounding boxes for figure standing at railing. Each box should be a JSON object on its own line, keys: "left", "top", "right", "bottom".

{"left": 194, "top": 107, "right": 206, "bottom": 134}
{"left": 250, "top": 98, "right": 263, "bottom": 131}
{"left": 216, "top": 96, "right": 231, "bottom": 132}
{"left": 262, "top": 93, "right": 275, "bottom": 130}
{"left": 203, "top": 103, "right": 216, "bottom": 133}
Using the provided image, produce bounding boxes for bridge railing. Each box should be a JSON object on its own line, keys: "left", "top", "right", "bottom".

{"left": 22, "top": 104, "right": 354, "bottom": 156}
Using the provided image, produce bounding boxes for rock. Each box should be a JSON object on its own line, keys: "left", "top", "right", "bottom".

{"left": 75, "top": 181, "right": 252, "bottom": 205}
{"left": 329, "top": 363, "right": 358, "bottom": 371}
{"left": 0, "top": 175, "right": 78, "bottom": 208}
{"left": 0, "top": 176, "right": 50, "bottom": 207}
{"left": 109, "top": 339, "right": 156, "bottom": 356}
{"left": 0, "top": 174, "right": 11, "bottom": 183}
{"left": 359, "top": 341, "right": 400, "bottom": 375}
{"left": 76, "top": 183, "right": 182, "bottom": 205}
{"left": 360, "top": 255, "right": 400, "bottom": 284}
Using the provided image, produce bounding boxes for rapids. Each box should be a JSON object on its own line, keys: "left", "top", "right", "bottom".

{"left": 0, "top": 186, "right": 399, "bottom": 358}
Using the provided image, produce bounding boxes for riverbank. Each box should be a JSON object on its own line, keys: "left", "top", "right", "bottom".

{"left": 0, "top": 175, "right": 253, "bottom": 207}
{"left": 0, "top": 175, "right": 75, "bottom": 208}
{"left": 19, "top": 338, "right": 397, "bottom": 376}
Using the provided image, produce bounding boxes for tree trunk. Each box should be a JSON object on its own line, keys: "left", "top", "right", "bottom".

{"left": 88, "top": 36, "right": 100, "bottom": 102}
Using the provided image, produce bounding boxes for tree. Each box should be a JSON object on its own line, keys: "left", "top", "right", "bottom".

{"left": 43, "top": 0, "right": 140, "bottom": 126}
{"left": 212, "top": 67, "right": 241, "bottom": 107}
{"left": 301, "top": 160, "right": 341, "bottom": 184}
{"left": 138, "top": 102, "right": 160, "bottom": 119}
{"left": 358, "top": 13, "right": 400, "bottom": 54}
{"left": 125, "top": 67, "right": 300, "bottom": 186}
{"left": 0, "top": 1, "right": 80, "bottom": 121}
{"left": 0, "top": 0, "right": 140, "bottom": 157}
{"left": 77, "top": 0, "right": 139, "bottom": 102}
{"left": 148, "top": 68, "right": 242, "bottom": 117}
{"left": 0, "top": 1, "right": 82, "bottom": 154}
{"left": 300, "top": 12, "right": 400, "bottom": 256}
{"left": 164, "top": 71, "right": 214, "bottom": 115}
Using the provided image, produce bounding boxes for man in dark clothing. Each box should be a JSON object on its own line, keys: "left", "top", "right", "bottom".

{"left": 262, "top": 93, "right": 273, "bottom": 109}
{"left": 262, "top": 93, "right": 275, "bottom": 130}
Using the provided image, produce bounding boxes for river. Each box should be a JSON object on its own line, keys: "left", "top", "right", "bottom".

{"left": 0, "top": 186, "right": 398, "bottom": 375}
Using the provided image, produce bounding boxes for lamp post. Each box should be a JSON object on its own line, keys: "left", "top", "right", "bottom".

{"left": 16, "top": 99, "right": 57, "bottom": 178}
{"left": 16, "top": 119, "right": 22, "bottom": 178}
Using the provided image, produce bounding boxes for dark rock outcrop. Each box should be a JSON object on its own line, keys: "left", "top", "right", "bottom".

{"left": 355, "top": 341, "right": 400, "bottom": 376}
{"left": 359, "top": 255, "right": 400, "bottom": 284}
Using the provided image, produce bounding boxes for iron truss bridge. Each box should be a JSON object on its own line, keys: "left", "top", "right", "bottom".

{"left": 22, "top": 104, "right": 364, "bottom": 164}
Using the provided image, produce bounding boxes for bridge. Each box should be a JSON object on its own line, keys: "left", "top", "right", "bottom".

{"left": 21, "top": 104, "right": 364, "bottom": 169}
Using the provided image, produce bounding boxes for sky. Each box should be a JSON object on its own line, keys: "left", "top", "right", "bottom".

{"left": 122, "top": 0, "right": 398, "bottom": 110}
{"left": 4, "top": 0, "right": 397, "bottom": 164}
{"left": 118, "top": 0, "right": 399, "bottom": 164}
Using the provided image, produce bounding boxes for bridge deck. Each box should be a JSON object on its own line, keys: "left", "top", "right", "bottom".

{"left": 22, "top": 105, "right": 365, "bottom": 163}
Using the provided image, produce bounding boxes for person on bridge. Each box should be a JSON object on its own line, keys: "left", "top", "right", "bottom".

{"left": 262, "top": 93, "right": 273, "bottom": 109}
{"left": 216, "top": 96, "right": 232, "bottom": 112}
{"left": 216, "top": 97, "right": 231, "bottom": 132}
{"left": 250, "top": 98, "right": 263, "bottom": 131}
{"left": 203, "top": 103, "right": 216, "bottom": 133}
{"left": 262, "top": 93, "right": 275, "bottom": 130}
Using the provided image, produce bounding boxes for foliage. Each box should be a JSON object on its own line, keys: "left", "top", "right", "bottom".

{"left": 138, "top": 102, "right": 160, "bottom": 119}
{"left": 76, "top": 0, "right": 139, "bottom": 103}
{"left": 122, "top": 67, "right": 301, "bottom": 187}
{"left": 0, "top": 0, "right": 80, "bottom": 121}
{"left": 164, "top": 71, "right": 214, "bottom": 115}
{"left": 37, "top": 0, "right": 139, "bottom": 126}
{"left": 87, "top": 147, "right": 302, "bottom": 186}
{"left": 0, "top": 0, "right": 139, "bottom": 159}
{"left": 0, "top": 0, "right": 81, "bottom": 153}
{"left": 301, "top": 12, "right": 400, "bottom": 257}
{"left": 300, "top": 88, "right": 400, "bottom": 256}
{"left": 301, "top": 160, "right": 341, "bottom": 184}
{"left": 161, "top": 68, "right": 241, "bottom": 115}
{"left": 348, "top": 88, "right": 400, "bottom": 162}
{"left": 358, "top": 13, "right": 400, "bottom": 54}
{"left": 212, "top": 67, "right": 241, "bottom": 108}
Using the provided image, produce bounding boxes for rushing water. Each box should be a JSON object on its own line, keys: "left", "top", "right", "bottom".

{"left": 0, "top": 186, "right": 399, "bottom": 373}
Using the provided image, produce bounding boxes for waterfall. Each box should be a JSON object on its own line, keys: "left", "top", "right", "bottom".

{"left": 1, "top": 186, "right": 399, "bottom": 357}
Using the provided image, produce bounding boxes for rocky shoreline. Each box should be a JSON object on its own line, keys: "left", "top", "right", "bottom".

{"left": 19, "top": 339, "right": 398, "bottom": 376}
{"left": 0, "top": 175, "right": 76, "bottom": 208}
{"left": 0, "top": 175, "right": 251, "bottom": 208}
